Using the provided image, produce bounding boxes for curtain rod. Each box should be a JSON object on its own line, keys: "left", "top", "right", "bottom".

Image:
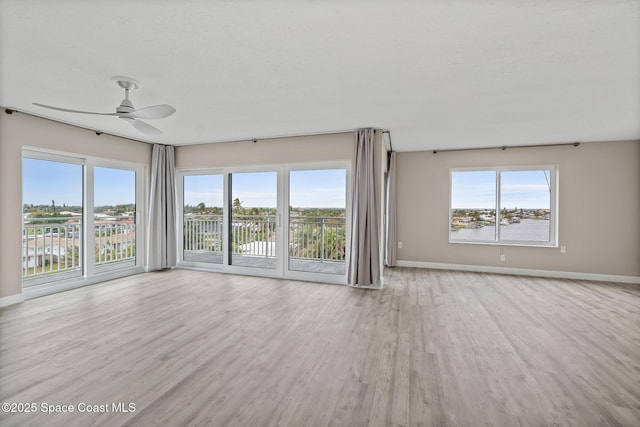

{"left": 4, "top": 108, "right": 154, "bottom": 144}
{"left": 6, "top": 108, "right": 362, "bottom": 145}
{"left": 6, "top": 108, "right": 391, "bottom": 147}
{"left": 432, "top": 141, "right": 580, "bottom": 154}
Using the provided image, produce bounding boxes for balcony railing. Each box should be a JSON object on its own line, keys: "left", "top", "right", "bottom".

{"left": 22, "top": 218, "right": 82, "bottom": 279}
{"left": 23, "top": 213, "right": 346, "bottom": 280}
{"left": 95, "top": 219, "right": 136, "bottom": 266}
{"left": 184, "top": 215, "right": 224, "bottom": 254}
{"left": 289, "top": 217, "right": 345, "bottom": 262}
{"left": 183, "top": 214, "right": 278, "bottom": 258}
{"left": 183, "top": 214, "right": 346, "bottom": 264}
{"left": 232, "top": 214, "right": 277, "bottom": 258}
{"left": 22, "top": 216, "right": 136, "bottom": 280}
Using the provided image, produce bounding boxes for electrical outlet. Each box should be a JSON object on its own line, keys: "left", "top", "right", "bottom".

{"left": 560, "top": 246, "right": 566, "bottom": 253}
{"left": 500, "top": 254, "right": 506, "bottom": 262}
{"left": 398, "top": 241, "right": 403, "bottom": 249}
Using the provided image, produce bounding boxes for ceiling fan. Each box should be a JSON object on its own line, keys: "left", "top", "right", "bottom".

{"left": 33, "top": 76, "right": 176, "bottom": 136}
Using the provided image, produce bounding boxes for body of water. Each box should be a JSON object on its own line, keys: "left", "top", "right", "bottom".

{"left": 451, "top": 219, "right": 550, "bottom": 242}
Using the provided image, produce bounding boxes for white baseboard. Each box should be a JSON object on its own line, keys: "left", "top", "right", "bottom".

{"left": 0, "top": 292, "right": 24, "bottom": 307}
{"left": 395, "top": 260, "right": 640, "bottom": 284}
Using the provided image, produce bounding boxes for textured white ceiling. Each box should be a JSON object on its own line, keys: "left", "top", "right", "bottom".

{"left": 1, "top": 0, "right": 638, "bottom": 151}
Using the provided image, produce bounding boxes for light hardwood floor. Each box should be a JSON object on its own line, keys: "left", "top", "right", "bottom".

{"left": 1, "top": 268, "right": 639, "bottom": 426}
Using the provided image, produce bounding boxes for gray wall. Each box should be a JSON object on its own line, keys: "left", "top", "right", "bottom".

{"left": 395, "top": 140, "right": 640, "bottom": 278}
{"left": 175, "top": 133, "right": 355, "bottom": 168}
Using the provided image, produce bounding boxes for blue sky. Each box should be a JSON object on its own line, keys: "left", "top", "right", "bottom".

{"left": 232, "top": 171, "right": 278, "bottom": 208}
{"left": 289, "top": 169, "right": 346, "bottom": 208}
{"left": 451, "top": 170, "right": 551, "bottom": 209}
{"left": 183, "top": 169, "right": 346, "bottom": 208}
{"left": 95, "top": 167, "right": 135, "bottom": 206}
{"left": 23, "top": 158, "right": 83, "bottom": 206}
{"left": 23, "top": 159, "right": 136, "bottom": 207}
{"left": 24, "top": 159, "right": 548, "bottom": 211}
{"left": 183, "top": 174, "right": 224, "bottom": 207}
{"left": 24, "top": 159, "right": 346, "bottom": 209}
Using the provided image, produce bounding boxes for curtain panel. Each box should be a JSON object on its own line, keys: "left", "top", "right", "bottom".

{"left": 385, "top": 151, "right": 397, "bottom": 267}
{"left": 147, "top": 144, "right": 177, "bottom": 270}
{"left": 348, "top": 128, "right": 382, "bottom": 288}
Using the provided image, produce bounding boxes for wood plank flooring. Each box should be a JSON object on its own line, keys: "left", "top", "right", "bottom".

{"left": 1, "top": 267, "right": 639, "bottom": 426}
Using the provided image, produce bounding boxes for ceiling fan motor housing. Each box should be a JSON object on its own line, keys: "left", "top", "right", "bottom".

{"left": 117, "top": 98, "right": 135, "bottom": 114}
{"left": 114, "top": 76, "right": 139, "bottom": 114}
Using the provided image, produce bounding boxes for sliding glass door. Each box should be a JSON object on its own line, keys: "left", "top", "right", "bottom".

{"left": 22, "top": 156, "right": 84, "bottom": 285}
{"left": 182, "top": 173, "right": 224, "bottom": 265}
{"left": 178, "top": 163, "right": 348, "bottom": 284}
{"left": 287, "top": 168, "right": 347, "bottom": 277}
{"left": 94, "top": 167, "right": 137, "bottom": 272}
{"left": 22, "top": 150, "right": 144, "bottom": 291}
{"left": 229, "top": 171, "right": 279, "bottom": 271}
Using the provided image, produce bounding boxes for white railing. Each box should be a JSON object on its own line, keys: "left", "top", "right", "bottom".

{"left": 231, "top": 214, "right": 277, "bottom": 258}
{"left": 289, "top": 217, "right": 346, "bottom": 262}
{"left": 184, "top": 215, "right": 224, "bottom": 254}
{"left": 22, "top": 218, "right": 82, "bottom": 279}
{"left": 183, "top": 214, "right": 346, "bottom": 263}
{"left": 95, "top": 218, "right": 136, "bottom": 265}
{"left": 22, "top": 216, "right": 136, "bottom": 280}
{"left": 184, "top": 214, "right": 277, "bottom": 258}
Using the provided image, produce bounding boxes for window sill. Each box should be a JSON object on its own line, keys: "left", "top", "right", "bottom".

{"left": 449, "top": 240, "right": 558, "bottom": 248}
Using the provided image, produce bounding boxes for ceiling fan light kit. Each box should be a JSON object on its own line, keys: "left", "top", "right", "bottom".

{"left": 32, "top": 76, "right": 175, "bottom": 136}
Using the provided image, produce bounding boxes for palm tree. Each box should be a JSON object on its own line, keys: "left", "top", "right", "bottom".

{"left": 232, "top": 198, "right": 243, "bottom": 213}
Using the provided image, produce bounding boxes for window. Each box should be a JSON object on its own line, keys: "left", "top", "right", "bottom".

{"left": 182, "top": 173, "right": 225, "bottom": 264}
{"left": 230, "top": 171, "right": 279, "bottom": 270}
{"left": 22, "top": 149, "right": 144, "bottom": 290}
{"left": 177, "top": 162, "right": 350, "bottom": 284}
{"left": 94, "top": 167, "right": 137, "bottom": 270}
{"left": 22, "top": 156, "right": 84, "bottom": 283}
{"left": 450, "top": 167, "right": 557, "bottom": 246}
{"left": 288, "top": 168, "right": 347, "bottom": 275}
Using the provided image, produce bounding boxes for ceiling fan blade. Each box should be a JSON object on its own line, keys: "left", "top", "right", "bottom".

{"left": 127, "top": 104, "right": 176, "bottom": 120}
{"left": 132, "top": 119, "right": 163, "bottom": 135}
{"left": 32, "top": 103, "right": 118, "bottom": 116}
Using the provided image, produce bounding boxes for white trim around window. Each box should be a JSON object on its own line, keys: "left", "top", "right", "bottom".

{"left": 176, "top": 161, "right": 351, "bottom": 285}
{"left": 21, "top": 147, "right": 146, "bottom": 298}
{"left": 449, "top": 165, "right": 558, "bottom": 247}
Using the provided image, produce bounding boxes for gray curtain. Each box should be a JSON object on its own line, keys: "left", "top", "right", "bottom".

{"left": 348, "top": 128, "right": 382, "bottom": 288}
{"left": 385, "top": 151, "right": 397, "bottom": 267}
{"left": 147, "top": 144, "right": 177, "bottom": 270}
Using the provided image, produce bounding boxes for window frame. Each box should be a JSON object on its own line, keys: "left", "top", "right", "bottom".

{"left": 176, "top": 168, "right": 227, "bottom": 271}
{"left": 284, "top": 162, "right": 351, "bottom": 283}
{"left": 90, "top": 161, "right": 145, "bottom": 275}
{"left": 449, "top": 165, "right": 558, "bottom": 247}
{"left": 22, "top": 150, "right": 85, "bottom": 285}
{"left": 176, "top": 161, "right": 351, "bottom": 285}
{"left": 22, "top": 148, "right": 146, "bottom": 296}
